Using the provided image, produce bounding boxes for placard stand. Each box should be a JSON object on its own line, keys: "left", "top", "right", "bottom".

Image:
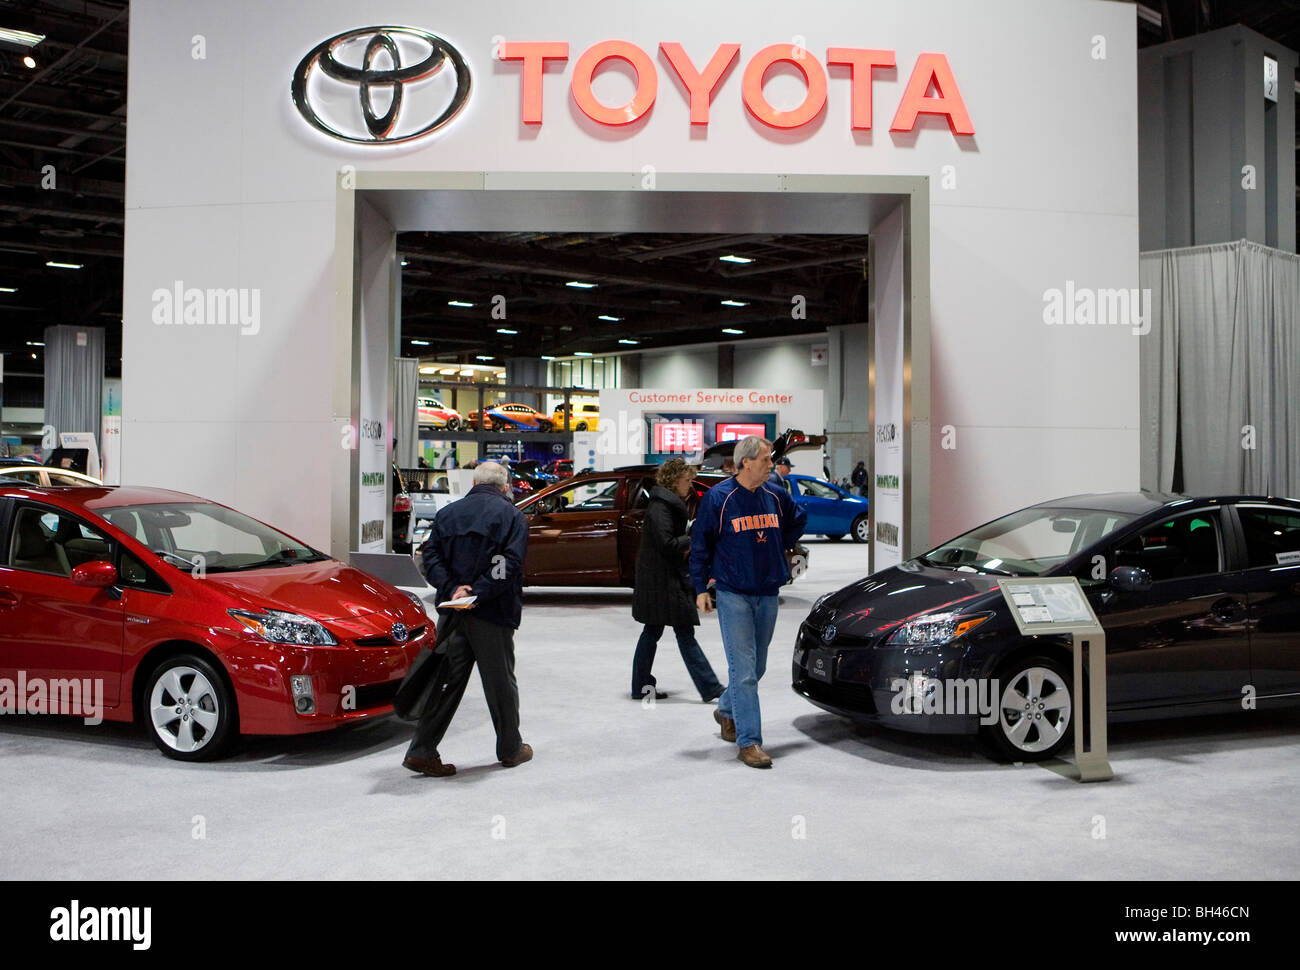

{"left": 998, "top": 577, "right": 1113, "bottom": 783}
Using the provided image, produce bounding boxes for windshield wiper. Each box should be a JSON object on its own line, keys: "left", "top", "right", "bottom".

{"left": 973, "top": 564, "right": 1020, "bottom": 577}
{"left": 153, "top": 550, "right": 202, "bottom": 570}
{"left": 917, "top": 554, "right": 954, "bottom": 569}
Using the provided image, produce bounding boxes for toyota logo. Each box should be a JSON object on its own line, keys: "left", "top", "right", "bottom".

{"left": 292, "top": 26, "right": 471, "bottom": 144}
{"left": 391, "top": 623, "right": 410, "bottom": 643}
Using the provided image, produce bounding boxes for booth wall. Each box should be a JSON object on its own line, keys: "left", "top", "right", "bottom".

{"left": 124, "top": 0, "right": 1139, "bottom": 550}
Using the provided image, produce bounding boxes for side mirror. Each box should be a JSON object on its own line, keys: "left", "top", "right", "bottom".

{"left": 72, "top": 561, "right": 118, "bottom": 589}
{"left": 1109, "top": 565, "right": 1152, "bottom": 592}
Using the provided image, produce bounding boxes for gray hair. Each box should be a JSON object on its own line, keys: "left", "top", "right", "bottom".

{"left": 473, "top": 461, "right": 510, "bottom": 488}
{"left": 733, "top": 435, "right": 771, "bottom": 469}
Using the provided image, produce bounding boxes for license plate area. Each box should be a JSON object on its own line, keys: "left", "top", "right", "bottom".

{"left": 806, "top": 648, "right": 835, "bottom": 684}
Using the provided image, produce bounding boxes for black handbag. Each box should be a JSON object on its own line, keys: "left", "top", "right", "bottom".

{"left": 392, "top": 612, "right": 458, "bottom": 721}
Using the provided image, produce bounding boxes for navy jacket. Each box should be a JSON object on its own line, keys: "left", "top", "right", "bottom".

{"left": 421, "top": 484, "right": 529, "bottom": 629}
{"left": 690, "top": 477, "right": 807, "bottom": 596}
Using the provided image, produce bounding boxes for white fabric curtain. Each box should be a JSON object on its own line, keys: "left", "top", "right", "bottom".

{"left": 43, "top": 325, "right": 105, "bottom": 447}
{"left": 1140, "top": 239, "right": 1300, "bottom": 498}
{"left": 394, "top": 357, "right": 420, "bottom": 469}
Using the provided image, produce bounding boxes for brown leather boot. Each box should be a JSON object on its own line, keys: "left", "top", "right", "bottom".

{"left": 500, "top": 742, "right": 533, "bottom": 768}
{"left": 737, "top": 744, "right": 773, "bottom": 768}
{"left": 403, "top": 755, "right": 456, "bottom": 777}
{"left": 713, "top": 708, "right": 736, "bottom": 742}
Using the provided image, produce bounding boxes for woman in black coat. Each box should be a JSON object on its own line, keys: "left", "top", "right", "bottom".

{"left": 631, "top": 458, "right": 725, "bottom": 701}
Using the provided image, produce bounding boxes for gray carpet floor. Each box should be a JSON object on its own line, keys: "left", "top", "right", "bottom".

{"left": 2, "top": 542, "right": 1297, "bottom": 880}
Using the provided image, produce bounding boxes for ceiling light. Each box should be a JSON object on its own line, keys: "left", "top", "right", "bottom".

{"left": 566, "top": 281, "right": 597, "bottom": 289}
{"left": 26, "top": 341, "right": 44, "bottom": 347}
{"left": 438, "top": 368, "right": 458, "bottom": 375}
{"left": 410, "top": 339, "right": 429, "bottom": 346}
{"left": 476, "top": 355, "right": 494, "bottom": 361}
{"left": 447, "top": 300, "right": 474, "bottom": 308}
{"left": 618, "top": 339, "right": 639, "bottom": 345}
{"left": 46, "top": 261, "right": 83, "bottom": 270}
{"left": 30, "top": 353, "right": 37, "bottom": 359}
{"left": 0, "top": 28, "right": 45, "bottom": 47}
{"left": 459, "top": 369, "right": 475, "bottom": 377}
{"left": 598, "top": 315, "right": 622, "bottom": 322}
{"left": 496, "top": 328, "right": 517, "bottom": 335}
{"left": 719, "top": 255, "right": 754, "bottom": 264}
{"left": 540, "top": 355, "right": 556, "bottom": 361}
{"left": 0, "top": 287, "right": 16, "bottom": 293}
{"left": 400, "top": 259, "right": 409, "bottom": 267}
{"left": 722, "top": 328, "right": 745, "bottom": 335}
{"left": 22, "top": 55, "right": 36, "bottom": 69}
{"left": 721, "top": 299, "right": 748, "bottom": 307}
{"left": 575, "top": 351, "right": 593, "bottom": 357}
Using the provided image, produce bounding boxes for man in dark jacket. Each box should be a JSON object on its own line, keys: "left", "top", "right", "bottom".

{"left": 691, "top": 436, "right": 807, "bottom": 768}
{"left": 630, "top": 458, "right": 725, "bottom": 702}
{"left": 402, "top": 461, "right": 532, "bottom": 776}
{"left": 851, "top": 460, "right": 868, "bottom": 496}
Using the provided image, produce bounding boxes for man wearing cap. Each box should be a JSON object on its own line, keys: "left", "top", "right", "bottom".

{"left": 690, "top": 435, "right": 807, "bottom": 768}
{"left": 770, "top": 456, "right": 794, "bottom": 494}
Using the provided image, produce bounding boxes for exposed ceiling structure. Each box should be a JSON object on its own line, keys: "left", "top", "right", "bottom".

{"left": 397, "top": 231, "right": 869, "bottom": 361}
{"left": 2, "top": 0, "right": 1300, "bottom": 395}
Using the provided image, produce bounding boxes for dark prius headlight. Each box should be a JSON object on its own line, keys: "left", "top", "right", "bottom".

{"left": 886, "top": 611, "right": 991, "bottom": 648}
{"left": 229, "top": 609, "right": 338, "bottom": 646}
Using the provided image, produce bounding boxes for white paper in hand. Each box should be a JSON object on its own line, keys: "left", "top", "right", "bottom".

{"left": 437, "top": 595, "right": 478, "bottom": 609}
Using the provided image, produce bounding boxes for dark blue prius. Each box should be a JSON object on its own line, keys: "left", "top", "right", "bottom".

{"left": 793, "top": 492, "right": 1300, "bottom": 760}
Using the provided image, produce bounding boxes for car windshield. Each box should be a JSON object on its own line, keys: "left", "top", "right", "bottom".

{"left": 920, "top": 506, "right": 1136, "bottom": 576}
{"left": 104, "top": 502, "right": 328, "bottom": 573}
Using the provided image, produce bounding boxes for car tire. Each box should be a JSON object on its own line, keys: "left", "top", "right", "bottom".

{"left": 143, "top": 653, "right": 238, "bottom": 761}
{"left": 982, "top": 654, "right": 1073, "bottom": 762}
{"left": 825, "top": 533, "right": 845, "bottom": 541}
{"left": 446, "top": 417, "right": 460, "bottom": 431}
{"left": 851, "top": 514, "right": 870, "bottom": 543}
{"left": 575, "top": 421, "right": 587, "bottom": 432}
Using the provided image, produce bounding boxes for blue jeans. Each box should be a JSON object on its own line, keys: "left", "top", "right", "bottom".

{"left": 632, "top": 624, "right": 724, "bottom": 701}
{"left": 714, "top": 590, "right": 778, "bottom": 748}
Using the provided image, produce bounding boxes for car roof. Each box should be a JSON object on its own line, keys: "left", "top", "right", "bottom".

{"left": 0, "top": 484, "right": 205, "bottom": 510}
{"left": 1032, "top": 491, "right": 1300, "bottom": 514}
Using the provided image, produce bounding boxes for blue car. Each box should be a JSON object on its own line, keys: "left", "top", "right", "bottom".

{"left": 785, "top": 474, "right": 870, "bottom": 543}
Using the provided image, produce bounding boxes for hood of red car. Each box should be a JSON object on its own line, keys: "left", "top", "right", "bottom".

{"left": 204, "top": 559, "right": 412, "bottom": 622}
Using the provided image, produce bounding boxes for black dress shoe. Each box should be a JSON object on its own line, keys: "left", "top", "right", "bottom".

{"left": 632, "top": 688, "right": 668, "bottom": 700}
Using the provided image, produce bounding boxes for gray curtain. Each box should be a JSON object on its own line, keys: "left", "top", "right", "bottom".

{"left": 43, "top": 325, "right": 104, "bottom": 448}
{"left": 394, "top": 357, "right": 419, "bottom": 469}
{"left": 1140, "top": 240, "right": 1300, "bottom": 498}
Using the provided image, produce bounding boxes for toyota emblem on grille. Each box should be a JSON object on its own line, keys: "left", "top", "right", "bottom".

{"left": 391, "top": 623, "right": 409, "bottom": 643}
{"left": 821, "top": 624, "right": 838, "bottom": 644}
{"left": 291, "top": 26, "right": 471, "bottom": 144}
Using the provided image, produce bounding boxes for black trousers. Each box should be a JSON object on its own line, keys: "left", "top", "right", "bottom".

{"left": 405, "top": 614, "right": 522, "bottom": 763}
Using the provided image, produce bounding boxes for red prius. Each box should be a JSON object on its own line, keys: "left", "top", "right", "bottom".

{"left": 0, "top": 485, "right": 430, "bottom": 760}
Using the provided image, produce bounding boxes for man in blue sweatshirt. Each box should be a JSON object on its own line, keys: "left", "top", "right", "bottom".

{"left": 690, "top": 436, "right": 807, "bottom": 768}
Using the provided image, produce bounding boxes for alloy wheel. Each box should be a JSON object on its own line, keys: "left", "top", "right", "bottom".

{"left": 852, "top": 515, "right": 871, "bottom": 543}
{"left": 150, "top": 665, "right": 221, "bottom": 754}
{"left": 997, "top": 665, "right": 1071, "bottom": 755}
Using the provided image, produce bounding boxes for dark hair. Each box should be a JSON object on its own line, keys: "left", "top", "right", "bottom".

{"left": 656, "top": 457, "right": 694, "bottom": 488}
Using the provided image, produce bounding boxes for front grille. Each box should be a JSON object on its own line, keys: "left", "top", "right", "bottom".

{"left": 353, "top": 680, "right": 401, "bottom": 710}
{"left": 355, "top": 624, "right": 427, "bottom": 647}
